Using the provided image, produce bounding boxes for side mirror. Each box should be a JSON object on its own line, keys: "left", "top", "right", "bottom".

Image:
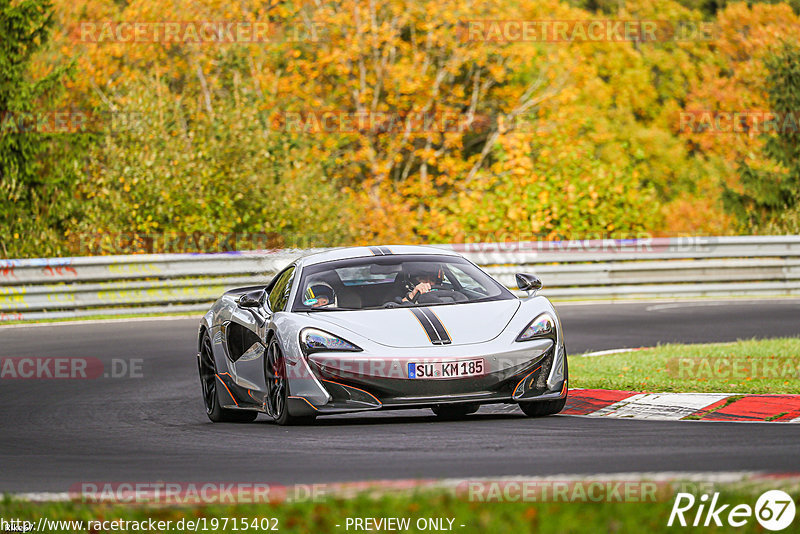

{"left": 237, "top": 290, "right": 264, "bottom": 309}
{"left": 237, "top": 290, "right": 267, "bottom": 327}
{"left": 515, "top": 273, "right": 543, "bottom": 296}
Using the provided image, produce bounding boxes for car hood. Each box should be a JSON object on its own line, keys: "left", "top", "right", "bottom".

{"left": 308, "top": 299, "right": 520, "bottom": 348}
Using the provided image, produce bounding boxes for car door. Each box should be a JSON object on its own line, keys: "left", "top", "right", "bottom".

{"left": 229, "top": 265, "right": 295, "bottom": 402}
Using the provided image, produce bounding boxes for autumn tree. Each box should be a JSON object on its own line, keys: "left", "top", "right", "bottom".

{"left": 679, "top": 2, "right": 800, "bottom": 234}
{"left": 14, "top": 0, "right": 800, "bottom": 258}
{"left": 725, "top": 42, "right": 800, "bottom": 230}
{"left": 0, "top": 0, "right": 77, "bottom": 258}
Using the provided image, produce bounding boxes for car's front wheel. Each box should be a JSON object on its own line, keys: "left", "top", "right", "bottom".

{"left": 519, "top": 355, "right": 568, "bottom": 417}
{"left": 265, "top": 338, "right": 315, "bottom": 426}
{"left": 518, "top": 397, "right": 567, "bottom": 417}
{"left": 198, "top": 331, "right": 257, "bottom": 423}
{"left": 431, "top": 403, "right": 479, "bottom": 419}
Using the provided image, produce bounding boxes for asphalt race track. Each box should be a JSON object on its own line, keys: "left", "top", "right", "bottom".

{"left": 1, "top": 299, "right": 799, "bottom": 492}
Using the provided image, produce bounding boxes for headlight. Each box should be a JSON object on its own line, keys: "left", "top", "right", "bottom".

{"left": 299, "top": 328, "right": 362, "bottom": 355}
{"left": 516, "top": 313, "right": 556, "bottom": 342}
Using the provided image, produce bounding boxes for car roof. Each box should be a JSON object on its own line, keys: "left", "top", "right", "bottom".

{"left": 298, "top": 245, "right": 461, "bottom": 267}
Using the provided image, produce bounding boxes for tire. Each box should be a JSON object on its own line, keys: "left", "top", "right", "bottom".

{"left": 519, "top": 397, "right": 567, "bottom": 417}
{"left": 519, "top": 355, "right": 568, "bottom": 417}
{"left": 265, "top": 338, "right": 315, "bottom": 426}
{"left": 431, "top": 403, "right": 479, "bottom": 419}
{"left": 198, "top": 331, "right": 257, "bottom": 423}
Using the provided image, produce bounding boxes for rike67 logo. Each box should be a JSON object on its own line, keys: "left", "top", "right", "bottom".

{"left": 668, "top": 490, "right": 796, "bottom": 531}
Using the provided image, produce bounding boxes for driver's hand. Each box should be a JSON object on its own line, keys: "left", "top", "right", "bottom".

{"left": 413, "top": 282, "right": 431, "bottom": 297}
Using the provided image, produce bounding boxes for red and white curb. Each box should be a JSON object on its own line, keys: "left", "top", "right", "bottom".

{"left": 563, "top": 389, "right": 800, "bottom": 422}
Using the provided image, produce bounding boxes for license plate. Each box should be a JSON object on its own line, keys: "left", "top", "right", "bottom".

{"left": 407, "top": 358, "right": 485, "bottom": 379}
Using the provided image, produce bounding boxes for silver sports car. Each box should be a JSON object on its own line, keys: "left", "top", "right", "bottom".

{"left": 197, "top": 245, "right": 568, "bottom": 424}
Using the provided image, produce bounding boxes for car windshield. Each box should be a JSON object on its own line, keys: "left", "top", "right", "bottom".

{"left": 292, "top": 254, "right": 514, "bottom": 312}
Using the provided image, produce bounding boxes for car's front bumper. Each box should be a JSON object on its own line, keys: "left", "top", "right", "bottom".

{"left": 285, "top": 340, "right": 568, "bottom": 416}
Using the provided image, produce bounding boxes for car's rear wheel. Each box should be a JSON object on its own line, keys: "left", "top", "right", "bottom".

{"left": 431, "top": 403, "right": 479, "bottom": 419}
{"left": 198, "top": 331, "right": 257, "bottom": 423}
{"left": 265, "top": 338, "right": 315, "bottom": 426}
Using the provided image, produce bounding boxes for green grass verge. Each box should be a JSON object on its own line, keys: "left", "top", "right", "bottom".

{"left": 3, "top": 486, "right": 797, "bottom": 533}
{"left": 571, "top": 337, "right": 800, "bottom": 394}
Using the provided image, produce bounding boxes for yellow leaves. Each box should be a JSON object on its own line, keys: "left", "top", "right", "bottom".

{"left": 506, "top": 205, "right": 525, "bottom": 222}
{"left": 511, "top": 166, "right": 529, "bottom": 178}
{"left": 683, "top": 2, "right": 800, "bottom": 178}
{"left": 537, "top": 190, "right": 549, "bottom": 204}
{"left": 487, "top": 63, "right": 506, "bottom": 81}
{"left": 25, "top": 0, "right": 745, "bottom": 252}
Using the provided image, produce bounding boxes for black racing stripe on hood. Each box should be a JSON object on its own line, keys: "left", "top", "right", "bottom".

{"left": 410, "top": 307, "right": 452, "bottom": 345}
{"left": 409, "top": 308, "right": 438, "bottom": 343}
{"left": 419, "top": 307, "right": 451, "bottom": 344}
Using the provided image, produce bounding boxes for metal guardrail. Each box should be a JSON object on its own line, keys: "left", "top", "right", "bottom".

{"left": 1, "top": 236, "right": 799, "bottom": 321}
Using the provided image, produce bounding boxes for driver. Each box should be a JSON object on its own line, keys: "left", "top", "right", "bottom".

{"left": 401, "top": 266, "right": 442, "bottom": 304}
{"left": 304, "top": 282, "right": 336, "bottom": 308}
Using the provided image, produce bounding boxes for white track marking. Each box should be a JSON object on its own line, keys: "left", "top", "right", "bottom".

{"left": 590, "top": 393, "right": 734, "bottom": 420}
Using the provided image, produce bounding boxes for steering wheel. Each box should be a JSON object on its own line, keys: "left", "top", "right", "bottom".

{"left": 417, "top": 287, "right": 467, "bottom": 304}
